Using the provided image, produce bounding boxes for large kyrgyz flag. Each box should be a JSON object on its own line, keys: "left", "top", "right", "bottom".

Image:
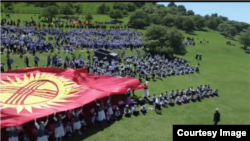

{"left": 0, "top": 68, "right": 145, "bottom": 127}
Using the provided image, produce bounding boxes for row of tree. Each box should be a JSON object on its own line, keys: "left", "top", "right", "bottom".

{"left": 39, "top": 3, "right": 87, "bottom": 22}
{"left": 97, "top": 2, "right": 148, "bottom": 19}
{"left": 126, "top": 3, "right": 250, "bottom": 38}
{"left": 2, "top": 2, "right": 83, "bottom": 14}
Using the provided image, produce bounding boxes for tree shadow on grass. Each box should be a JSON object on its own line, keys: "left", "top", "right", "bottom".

{"left": 221, "top": 33, "right": 237, "bottom": 41}
{"left": 197, "top": 28, "right": 208, "bottom": 32}
{"left": 240, "top": 47, "right": 250, "bottom": 54}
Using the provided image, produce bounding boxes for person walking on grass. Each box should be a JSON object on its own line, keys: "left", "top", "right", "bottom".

{"left": 213, "top": 108, "right": 220, "bottom": 125}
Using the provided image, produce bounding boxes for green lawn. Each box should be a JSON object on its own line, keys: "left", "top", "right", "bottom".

{"left": 1, "top": 14, "right": 130, "bottom": 27}
{"left": 1, "top": 14, "right": 250, "bottom": 141}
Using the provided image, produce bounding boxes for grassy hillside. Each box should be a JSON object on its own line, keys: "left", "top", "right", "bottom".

{"left": 1, "top": 3, "right": 250, "bottom": 141}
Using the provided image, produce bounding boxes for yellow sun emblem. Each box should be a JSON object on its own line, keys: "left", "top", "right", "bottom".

{"left": 0, "top": 73, "right": 82, "bottom": 114}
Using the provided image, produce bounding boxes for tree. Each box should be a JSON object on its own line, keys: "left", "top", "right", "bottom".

{"left": 177, "top": 5, "right": 186, "bottom": 14}
{"left": 218, "top": 15, "right": 228, "bottom": 22}
{"left": 133, "top": 19, "right": 147, "bottom": 29}
{"left": 157, "top": 4, "right": 165, "bottom": 9}
{"left": 122, "top": 10, "right": 128, "bottom": 16}
{"left": 204, "top": 14, "right": 210, "bottom": 20}
{"left": 109, "top": 9, "right": 123, "bottom": 21}
{"left": 168, "top": 2, "right": 177, "bottom": 8}
{"left": 85, "top": 13, "right": 93, "bottom": 21}
{"left": 2, "top": 2, "right": 13, "bottom": 10}
{"left": 129, "top": 10, "right": 150, "bottom": 29}
{"left": 227, "top": 21, "right": 245, "bottom": 33}
{"left": 143, "top": 25, "right": 186, "bottom": 56}
{"left": 126, "top": 2, "right": 136, "bottom": 12}
{"left": 214, "top": 17, "right": 224, "bottom": 27}
{"left": 142, "top": 4, "right": 156, "bottom": 14}
{"left": 74, "top": 3, "right": 83, "bottom": 13}
{"left": 211, "top": 13, "right": 218, "bottom": 17}
{"left": 1, "top": 4, "right": 5, "bottom": 12}
{"left": 97, "top": 3, "right": 110, "bottom": 14}
{"left": 239, "top": 29, "right": 250, "bottom": 48}
{"left": 173, "top": 16, "right": 185, "bottom": 29}
{"left": 192, "top": 15, "right": 205, "bottom": 29}
{"left": 40, "top": 6, "right": 59, "bottom": 22}
{"left": 113, "top": 2, "right": 128, "bottom": 11}
{"left": 218, "top": 22, "right": 237, "bottom": 37}
{"left": 240, "top": 22, "right": 250, "bottom": 30}
{"left": 143, "top": 25, "right": 170, "bottom": 53}
{"left": 153, "top": 8, "right": 168, "bottom": 17}
{"left": 130, "top": 10, "right": 149, "bottom": 22}
{"left": 165, "top": 28, "right": 186, "bottom": 55}
{"left": 186, "top": 10, "right": 194, "bottom": 16}
{"left": 150, "top": 13, "right": 161, "bottom": 25}
{"left": 161, "top": 14, "right": 175, "bottom": 27}
{"left": 182, "top": 17, "right": 195, "bottom": 32}
{"left": 60, "top": 3, "right": 75, "bottom": 16}
{"left": 205, "top": 17, "right": 218, "bottom": 30}
{"left": 132, "top": 2, "right": 145, "bottom": 8}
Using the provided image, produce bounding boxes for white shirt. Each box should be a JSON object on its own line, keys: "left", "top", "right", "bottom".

{"left": 155, "top": 97, "right": 159, "bottom": 104}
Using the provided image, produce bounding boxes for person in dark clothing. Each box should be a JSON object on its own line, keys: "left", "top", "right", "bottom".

{"left": 7, "top": 57, "right": 12, "bottom": 70}
{"left": 34, "top": 56, "right": 39, "bottom": 67}
{"left": 199, "top": 54, "right": 202, "bottom": 61}
{"left": 195, "top": 53, "right": 199, "bottom": 60}
{"left": 213, "top": 108, "right": 220, "bottom": 125}
{"left": 25, "top": 56, "right": 29, "bottom": 67}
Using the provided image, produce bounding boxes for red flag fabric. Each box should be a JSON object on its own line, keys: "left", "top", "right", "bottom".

{"left": 0, "top": 68, "right": 144, "bottom": 127}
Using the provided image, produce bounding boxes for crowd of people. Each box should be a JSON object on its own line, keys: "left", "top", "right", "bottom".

{"left": 0, "top": 25, "right": 200, "bottom": 79}
{"left": 1, "top": 25, "right": 142, "bottom": 51}
{"left": 1, "top": 22, "right": 206, "bottom": 141}
{"left": 1, "top": 48, "right": 200, "bottom": 82}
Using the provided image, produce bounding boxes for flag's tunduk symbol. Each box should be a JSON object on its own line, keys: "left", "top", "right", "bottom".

{"left": 0, "top": 73, "right": 82, "bottom": 114}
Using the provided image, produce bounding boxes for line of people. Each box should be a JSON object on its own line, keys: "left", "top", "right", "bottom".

{"left": 143, "top": 83, "right": 219, "bottom": 114}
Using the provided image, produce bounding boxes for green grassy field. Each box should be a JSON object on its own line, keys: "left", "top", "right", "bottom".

{"left": 0, "top": 13, "right": 130, "bottom": 26}
{"left": 1, "top": 14, "right": 250, "bottom": 141}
